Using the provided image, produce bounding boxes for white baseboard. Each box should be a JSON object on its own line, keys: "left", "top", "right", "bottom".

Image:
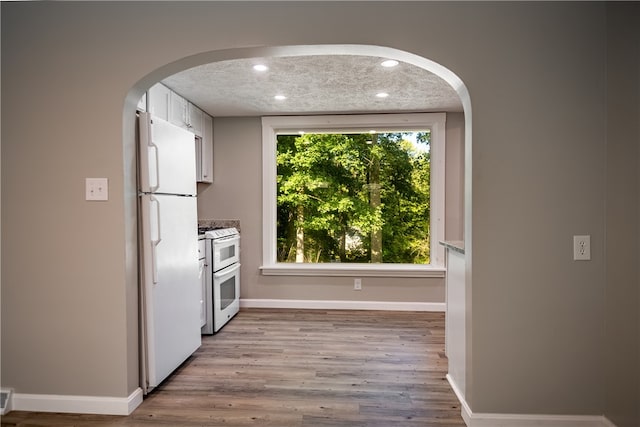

{"left": 446, "top": 375, "right": 616, "bottom": 427}
{"left": 463, "top": 412, "right": 615, "bottom": 427}
{"left": 11, "top": 387, "right": 143, "bottom": 416}
{"left": 446, "top": 374, "right": 473, "bottom": 425}
{"left": 241, "top": 298, "right": 445, "bottom": 312}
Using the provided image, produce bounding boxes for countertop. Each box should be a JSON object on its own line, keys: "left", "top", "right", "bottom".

{"left": 198, "top": 219, "right": 241, "bottom": 233}
{"left": 439, "top": 240, "right": 465, "bottom": 254}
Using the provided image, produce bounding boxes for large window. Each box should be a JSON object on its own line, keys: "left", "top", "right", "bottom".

{"left": 262, "top": 114, "right": 445, "bottom": 277}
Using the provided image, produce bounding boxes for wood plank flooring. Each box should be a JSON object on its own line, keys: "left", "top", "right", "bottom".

{"left": 2, "top": 309, "right": 466, "bottom": 427}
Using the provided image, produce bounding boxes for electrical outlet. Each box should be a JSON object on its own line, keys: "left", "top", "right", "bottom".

{"left": 573, "top": 235, "right": 591, "bottom": 261}
{"left": 354, "top": 278, "right": 362, "bottom": 290}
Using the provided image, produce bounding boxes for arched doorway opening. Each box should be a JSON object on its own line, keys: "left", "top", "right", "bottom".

{"left": 123, "top": 43, "right": 472, "bottom": 407}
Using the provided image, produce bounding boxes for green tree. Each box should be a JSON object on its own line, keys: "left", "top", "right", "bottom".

{"left": 276, "top": 131, "right": 430, "bottom": 264}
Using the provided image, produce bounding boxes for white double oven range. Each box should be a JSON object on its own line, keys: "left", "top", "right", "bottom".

{"left": 198, "top": 227, "right": 241, "bottom": 334}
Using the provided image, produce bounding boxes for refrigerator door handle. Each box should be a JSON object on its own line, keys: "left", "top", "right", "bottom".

{"left": 139, "top": 112, "right": 161, "bottom": 193}
{"left": 150, "top": 196, "right": 163, "bottom": 284}
{"left": 149, "top": 142, "right": 160, "bottom": 193}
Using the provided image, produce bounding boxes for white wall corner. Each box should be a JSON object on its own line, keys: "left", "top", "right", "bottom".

{"left": 12, "top": 387, "right": 143, "bottom": 416}
{"left": 127, "top": 388, "right": 144, "bottom": 415}
{"left": 446, "top": 376, "right": 615, "bottom": 427}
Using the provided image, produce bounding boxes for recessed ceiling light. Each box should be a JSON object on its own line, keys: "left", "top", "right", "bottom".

{"left": 253, "top": 64, "right": 268, "bottom": 72}
{"left": 381, "top": 59, "right": 399, "bottom": 68}
{"left": 376, "top": 92, "right": 389, "bottom": 98}
{"left": 274, "top": 95, "right": 287, "bottom": 101}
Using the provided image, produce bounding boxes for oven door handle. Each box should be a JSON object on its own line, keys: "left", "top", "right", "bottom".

{"left": 214, "top": 263, "right": 241, "bottom": 279}
{"left": 213, "top": 235, "right": 240, "bottom": 244}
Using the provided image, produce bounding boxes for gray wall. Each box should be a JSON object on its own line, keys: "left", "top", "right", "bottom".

{"left": 1, "top": 2, "right": 637, "bottom": 423}
{"left": 445, "top": 113, "right": 465, "bottom": 241}
{"left": 195, "top": 115, "right": 465, "bottom": 303}
{"left": 467, "top": 4, "right": 608, "bottom": 412}
{"left": 604, "top": 4, "right": 640, "bottom": 427}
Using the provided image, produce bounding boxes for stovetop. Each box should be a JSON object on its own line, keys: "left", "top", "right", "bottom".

{"left": 198, "top": 226, "right": 219, "bottom": 234}
{"left": 199, "top": 226, "right": 239, "bottom": 239}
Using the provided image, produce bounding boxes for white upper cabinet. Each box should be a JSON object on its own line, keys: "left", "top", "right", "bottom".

{"left": 199, "top": 114, "right": 213, "bottom": 183}
{"left": 144, "top": 82, "right": 213, "bottom": 184}
{"left": 188, "top": 103, "right": 204, "bottom": 137}
{"left": 169, "top": 91, "right": 189, "bottom": 130}
{"left": 147, "top": 83, "right": 171, "bottom": 121}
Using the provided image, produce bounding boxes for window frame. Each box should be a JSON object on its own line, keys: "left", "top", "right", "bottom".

{"left": 261, "top": 113, "right": 446, "bottom": 278}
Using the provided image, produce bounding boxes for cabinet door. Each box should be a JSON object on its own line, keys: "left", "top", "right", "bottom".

{"left": 188, "top": 103, "right": 204, "bottom": 137}
{"left": 200, "top": 114, "right": 214, "bottom": 183}
{"left": 147, "top": 83, "right": 171, "bottom": 120}
{"left": 198, "top": 256, "right": 207, "bottom": 328}
{"left": 169, "top": 91, "right": 189, "bottom": 129}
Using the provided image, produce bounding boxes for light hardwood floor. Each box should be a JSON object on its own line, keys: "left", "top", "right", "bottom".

{"left": 2, "top": 309, "right": 466, "bottom": 426}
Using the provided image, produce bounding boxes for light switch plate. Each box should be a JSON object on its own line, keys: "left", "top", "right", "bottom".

{"left": 86, "top": 178, "right": 109, "bottom": 201}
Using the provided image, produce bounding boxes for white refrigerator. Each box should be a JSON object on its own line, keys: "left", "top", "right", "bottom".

{"left": 138, "top": 112, "right": 201, "bottom": 393}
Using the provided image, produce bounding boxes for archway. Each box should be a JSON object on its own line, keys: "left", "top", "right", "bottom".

{"left": 123, "top": 43, "right": 472, "bottom": 405}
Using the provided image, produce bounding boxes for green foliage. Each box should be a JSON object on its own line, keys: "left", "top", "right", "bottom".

{"left": 276, "top": 131, "right": 431, "bottom": 264}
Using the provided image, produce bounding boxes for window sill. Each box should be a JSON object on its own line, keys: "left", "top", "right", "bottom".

{"left": 259, "top": 263, "right": 445, "bottom": 278}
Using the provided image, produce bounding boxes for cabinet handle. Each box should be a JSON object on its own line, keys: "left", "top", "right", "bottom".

{"left": 202, "top": 144, "right": 208, "bottom": 179}
{"left": 203, "top": 160, "right": 208, "bottom": 178}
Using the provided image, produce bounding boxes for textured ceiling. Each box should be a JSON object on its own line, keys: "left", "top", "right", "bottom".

{"left": 162, "top": 55, "right": 463, "bottom": 117}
